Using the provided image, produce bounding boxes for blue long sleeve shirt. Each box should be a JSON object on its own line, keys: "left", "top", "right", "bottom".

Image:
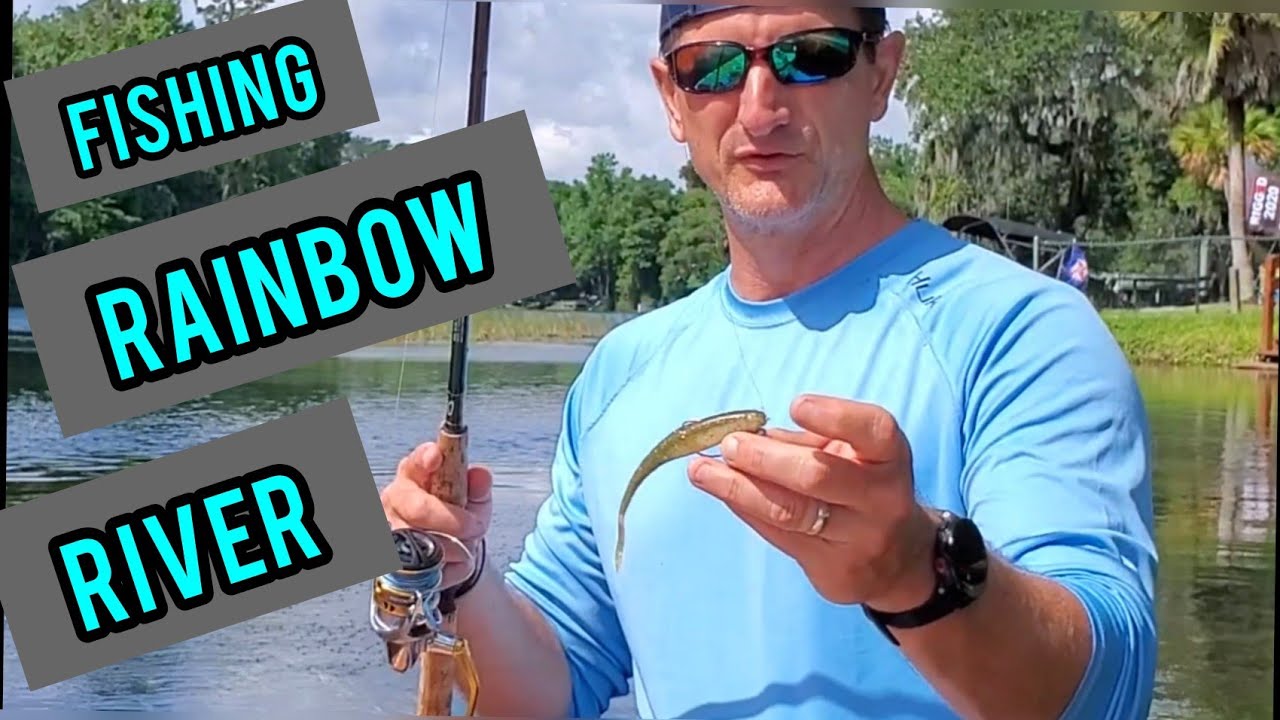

{"left": 504, "top": 219, "right": 1159, "bottom": 720}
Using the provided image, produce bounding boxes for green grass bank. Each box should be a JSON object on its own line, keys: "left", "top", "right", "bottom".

{"left": 386, "top": 304, "right": 1272, "bottom": 368}
{"left": 1100, "top": 304, "right": 1267, "bottom": 368}
{"left": 388, "top": 307, "right": 622, "bottom": 344}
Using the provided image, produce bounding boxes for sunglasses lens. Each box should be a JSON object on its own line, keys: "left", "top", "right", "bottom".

{"left": 672, "top": 43, "right": 747, "bottom": 92}
{"left": 772, "top": 29, "right": 856, "bottom": 84}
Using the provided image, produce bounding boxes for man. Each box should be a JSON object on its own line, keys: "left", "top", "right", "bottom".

{"left": 380, "top": 5, "right": 1159, "bottom": 719}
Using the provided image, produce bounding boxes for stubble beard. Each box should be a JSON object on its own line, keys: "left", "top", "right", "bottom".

{"left": 714, "top": 164, "right": 842, "bottom": 241}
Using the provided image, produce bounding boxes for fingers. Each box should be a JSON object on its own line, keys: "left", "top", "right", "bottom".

{"left": 689, "top": 457, "right": 857, "bottom": 542}
{"left": 398, "top": 441, "right": 494, "bottom": 506}
{"left": 790, "top": 394, "right": 903, "bottom": 464}
{"left": 383, "top": 480, "right": 486, "bottom": 541}
{"left": 467, "top": 465, "right": 494, "bottom": 504}
{"left": 719, "top": 431, "right": 865, "bottom": 507}
{"left": 765, "top": 427, "right": 859, "bottom": 462}
{"left": 398, "top": 441, "right": 443, "bottom": 490}
{"left": 382, "top": 441, "right": 494, "bottom": 546}
{"left": 762, "top": 426, "right": 829, "bottom": 448}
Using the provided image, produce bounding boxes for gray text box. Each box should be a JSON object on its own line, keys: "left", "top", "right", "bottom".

{"left": 0, "top": 398, "right": 400, "bottom": 690}
{"left": 12, "top": 110, "right": 575, "bottom": 437}
{"left": 4, "top": 0, "right": 378, "bottom": 212}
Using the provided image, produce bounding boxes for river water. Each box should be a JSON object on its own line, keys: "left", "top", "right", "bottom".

{"left": 3, "top": 331, "right": 1276, "bottom": 718}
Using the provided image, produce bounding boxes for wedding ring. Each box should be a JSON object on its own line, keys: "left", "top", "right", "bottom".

{"left": 806, "top": 502, "right": 831, "bottom": 536}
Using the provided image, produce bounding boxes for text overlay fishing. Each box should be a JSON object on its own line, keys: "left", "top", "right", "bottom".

{"left": 4, "top": 0, "right": 376, "bottom": 211}
{"left": 60, "top": 36, "right": 325, "bottom": 180}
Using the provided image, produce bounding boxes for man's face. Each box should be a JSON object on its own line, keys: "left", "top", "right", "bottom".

{"left": 650, "top": 6, "right": 903, "bottom": 233}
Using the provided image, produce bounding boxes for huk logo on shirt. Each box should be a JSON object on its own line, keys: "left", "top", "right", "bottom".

{"left": 909, "top": 272, "right": 939, "bottom": 309}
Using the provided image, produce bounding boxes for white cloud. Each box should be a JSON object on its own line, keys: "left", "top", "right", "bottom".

{"left": 530, "top": 120, "right": 618, "bottom": 179}
{"left": 14, "top": 1, "right": 933, "bottom": 182}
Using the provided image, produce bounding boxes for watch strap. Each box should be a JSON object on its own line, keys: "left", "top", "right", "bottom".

{"left": 862, "top": 581, "right": 977, "bottom": 646}
{"left": 861, "top": 510, "right": 984, "bottom": 646}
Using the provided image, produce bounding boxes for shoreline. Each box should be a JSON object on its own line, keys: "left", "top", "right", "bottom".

{"left": 375, "top": 304, "right": 1274, "bottom": 371}
{"left": 376, "top": 335, "right": 1276, "bottom": 372}
{"left": 10, "top": 303, "right": 1274, "bottom": 370}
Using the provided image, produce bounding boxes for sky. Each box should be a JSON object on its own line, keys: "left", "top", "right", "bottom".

{"left": 13, "top": 1, "right": 932, "bottom": 183}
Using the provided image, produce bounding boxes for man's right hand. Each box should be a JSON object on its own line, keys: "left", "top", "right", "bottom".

{"left": 380, "top": 440, "right": 494, "bottom": 590}
{"left": 381, "top": 443, "right": 572, "bottom": 718}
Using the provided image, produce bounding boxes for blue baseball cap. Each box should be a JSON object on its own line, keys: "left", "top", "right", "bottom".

{"left": 658, "top": 4, "right": 888, "bottom": 50}
{"left": 658, "top": 4, "right": 743, "bottom": 48}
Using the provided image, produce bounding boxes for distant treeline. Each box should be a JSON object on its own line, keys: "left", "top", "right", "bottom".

{"left": 10, "top": 2, "right": 1280, "bottom": 310}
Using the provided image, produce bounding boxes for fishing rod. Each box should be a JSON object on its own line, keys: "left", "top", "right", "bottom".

{"left": 369, "top": 1, "right": 492, "bottom": 716}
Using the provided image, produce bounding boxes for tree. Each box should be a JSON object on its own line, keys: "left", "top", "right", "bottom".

{"left": 679, "top": 158, "right": 707, "bottom": 191}
{"left": 1170, "top": 101, "right": 1280, "bottom": 191}
{"left": 869, "top": 137, "right": 920, "bottom": 216}
{"left": 659, "top": 189, "right": 727, "bottom": 302}
{"left": 192, "top": 0, "right": 272, "bottom": 22}
{"left": 895, "top": 10, "right": 1168, "bottom": 236}
{"left": 614, "top": 173, "right": 676, "bottom": 310}
{"left": 1119, "top": 12, "right": 1280, "bottom": 301}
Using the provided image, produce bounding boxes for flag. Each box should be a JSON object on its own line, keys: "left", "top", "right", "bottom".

{"left": 1057, "top": 241, "right": 1089, "bottom": 292}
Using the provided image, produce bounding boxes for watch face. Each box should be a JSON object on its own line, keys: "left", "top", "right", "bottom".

{"left": 942, "top": 517, "right": 988, "bottom": 598}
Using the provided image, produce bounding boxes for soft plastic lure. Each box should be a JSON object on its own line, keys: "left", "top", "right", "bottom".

{"left": 614, "top": 409, "right": 768, "bottom": 571}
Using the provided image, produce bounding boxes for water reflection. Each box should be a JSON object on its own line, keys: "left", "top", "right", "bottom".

{"left": 1145, "top": 369, "right": 1276, "bottom": 720}
{"left": 5, "top": 341, "right": 1276, "bottom": 719}
{"left": 5, "top": 341, "right": 583, "bottom": 485}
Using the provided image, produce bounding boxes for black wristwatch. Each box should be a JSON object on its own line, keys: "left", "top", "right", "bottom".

{"left": 862, "top": 510, "right": 989, "bottom": 645}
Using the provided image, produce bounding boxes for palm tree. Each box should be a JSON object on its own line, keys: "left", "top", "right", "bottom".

{"left": 1170, "top": 101, "right": 1280, "bottom": 193}
{"left": 1120, "top": 12, "right": 1280, "bottom": 302}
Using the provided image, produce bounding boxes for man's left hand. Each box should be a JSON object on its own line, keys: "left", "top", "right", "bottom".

{"left": 688, "top": 393, "right": 939, "bottom": 612}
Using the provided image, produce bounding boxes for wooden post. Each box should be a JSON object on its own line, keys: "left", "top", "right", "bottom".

{"left": 1196, "top": 238, "right": 1208, "bottom": 313}
{"left": 1260, "top": 254, "right": 1278, "bottom": 363}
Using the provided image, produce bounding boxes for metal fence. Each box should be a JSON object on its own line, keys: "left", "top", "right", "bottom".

{"left": 943, "top": 217, "right": 1280, "bottom": 310}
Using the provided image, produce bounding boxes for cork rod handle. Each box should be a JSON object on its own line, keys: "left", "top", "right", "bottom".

{"left": 416, "top": 422, "right": 469, "bottom": 716}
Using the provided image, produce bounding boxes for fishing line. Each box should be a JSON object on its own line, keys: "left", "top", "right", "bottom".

{"left": 393, "top": 0, "right": 453, "bottom": 424}
{"left": 728, "top": 315, "right": 768, "bottom": 412}
{"left": 681, "top": 144, "right": 766, "bottom": 412}
{"left": 429, "top": 0, "right": 452, "bottom": 138}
